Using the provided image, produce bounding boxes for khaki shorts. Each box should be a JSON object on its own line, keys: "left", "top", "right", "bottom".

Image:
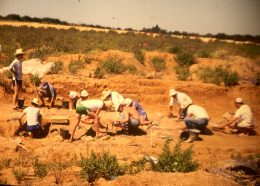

{"left": 237, "top": 122, "right": 253, "bottom": 128}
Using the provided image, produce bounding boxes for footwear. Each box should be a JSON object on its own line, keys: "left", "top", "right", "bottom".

{"left": 12, "top": 107, "right": 19, "bottom": 110}
{"left": 212, "top": 126, "right": 224, "bottom": 131}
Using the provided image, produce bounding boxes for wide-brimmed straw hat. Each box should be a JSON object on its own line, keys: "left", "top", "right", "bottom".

{"left": 169, "top": 89, "right": 177, "bottom": 96}
{"left": 31, "top": 98, "right": 39, "bottom": 105}
{"left": 80, "top": 90, "right": 89, "bottom": 98}
{"left": 69, "top": 91, "right": 77, "bottom": 99}
{"left": 14, "top": 48, "right": 25, "bottom": 56}
{"left": 101, "top": 90, "right": 112, "bottom": 101}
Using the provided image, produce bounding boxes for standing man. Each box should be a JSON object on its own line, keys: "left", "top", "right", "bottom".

{"left": 168, "top": 89, "right": 192, "bottom": 119}
{"left": 8, "top": 48, "right": 25, "bottom": 109}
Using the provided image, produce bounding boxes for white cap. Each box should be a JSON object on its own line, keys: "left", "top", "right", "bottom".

{"left": 80, "top": 90, "right": 89, "bottom": 97}
{"left": 235, "top": 97, "right": 243, "bottom": 103}
{"left": 123, "top": 98, "right": 133, "bottom": 106}
{"left": 169, "top": 89, "right": 177, "bottom": 96}
{"left": 69, "top": 91, "right": 77, "bottom": 99}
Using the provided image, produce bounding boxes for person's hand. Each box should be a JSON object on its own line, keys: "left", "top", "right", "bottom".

{"left": 168, "top": 112, "right": 173, "bottom": 118}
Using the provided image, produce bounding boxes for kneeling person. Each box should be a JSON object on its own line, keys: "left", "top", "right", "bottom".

{"left": 18, "top": 98, "right": 42, "bottom": 138}
{"left": 183, "top": 104, "right": 209, "bottom": 131}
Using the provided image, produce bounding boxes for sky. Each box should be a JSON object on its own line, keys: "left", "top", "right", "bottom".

{"left": 0, "top": 0, "right": 259, "bottom": 35}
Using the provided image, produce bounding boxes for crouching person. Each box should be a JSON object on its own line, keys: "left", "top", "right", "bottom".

{"left": 69, "top": 103, "right": 106, "bottom": 142}
{"left": 113, "top": 100, "right": 140, "bottom": 133}
{"left": 183, "top": 104, "right": 209, "bottom": 132}
{"left": 18, "top": 98, "right": 43, "bottom": 138}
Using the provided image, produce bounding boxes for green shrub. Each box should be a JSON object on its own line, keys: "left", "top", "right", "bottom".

{"left": 29, "top": 73, "right": 41, "bottom": 86}
{"left": 68, "top": 59, "right": 85, "bottom": 74}
{"left": 34, "top": 159, "right": 48, "bottom": 178}
{"left": 198, "top": 50, "right": 211, "bottom": 58}
{"left": 169, "top": 46, "right": 181, "bottom": 54}
{"left": 84, "top": 56, "right": 94, "bottom": 64}
{"left": 102, "top": 58, "right": 126, "bottom": 74}
{"left": 152, "top": 57, "right": 165, "bottom": 72}
{"left": 12, "top": 168, "right": 28, "bottom": 181}
{"left": 80, "top": 151, "right": 125, "bottom": 182}
{"left": 0, "top": 75, "right": 13, "bottom": 93}
{"left": 134, "top": 49, "right": 145, "bottom": 65}
{"left": 175, "top": 52, "right": 195, "bottom": 67}
{"left": 126, "top": 64, "right": 137, "bottom": 74}
{"left": 175, "top": 66, "right": 190, "bottom": 81}
{"left": 151, "top": 140, "right": 199, "bottom": 173}
{"left": 52, "top": 60, "right": 63, "bottom": 74}
{"left": 94, "top": 67, "right": 104, "bottom": 79}
{"left": 196, "top": 66, "right": 239, "bottom": 86}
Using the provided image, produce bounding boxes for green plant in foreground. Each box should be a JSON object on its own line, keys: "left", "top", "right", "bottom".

{"left": 152, "top": 140, "right": 199, "bottom": 173}
{"left": 80, "top": 151, "right": 124, "bottom": 182}
{"left": 152, "top": 57, "right": 165, "bottom": 72}
{"left": 134, "top": 49, "right": 145, "bottom": 65}
{"left": 94, "top": 66, "right": 104, "bottom": 79}
{"left": 68, "top": 59, "right": 85, "bottom": 74}
{"left": 126, "top": 64, "right": 137, "bottom": 74}
{"left": 12, "top": 168, "right": 28, "bottom": 182}
{"left": 0, "top": 75, "right": 13, "bottom": 93}
{"left": 175, "top": 52, "right": 196, "bottom": 67}
{"left": 34, "top": 159, "right": 48, "bottom": 178}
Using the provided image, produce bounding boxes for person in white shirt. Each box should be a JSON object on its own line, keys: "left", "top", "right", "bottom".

{"left": 183, "top": 104, "right": 209, "bottom": 131}
{"left": 69, "top": 102, "right": 107, "bottom": 142}
{"left": 18, "top": 98, "right": 42, "bottom": 138}
{"left": 68, "top": 91, "right": 80, "bottom": 110}
{"left": 8, "top": 48, "right": 25, "bottom": 109}
{"left": 168, "top": 89, "right": 192, "bottom": 119}
{"left": 101, "top": 90, "right": 124, "bottom": 111}
{"left": 214, "top": 98, "right": 254, "bottom": 130}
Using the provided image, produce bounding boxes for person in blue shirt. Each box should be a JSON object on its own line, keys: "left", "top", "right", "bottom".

{"left": 37, "top": 81, "right": 56, "bottom": 107}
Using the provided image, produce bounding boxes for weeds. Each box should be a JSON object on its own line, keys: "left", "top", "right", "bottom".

{"left": 0, "top": 75, "right": 13, "bottom": 93}
{"left": 80, "top": 151, "right": 124, "bottom": 182}
{"left": 196, "top": 66, "right": 239, "bottom": 86}
{"left": 68, "top": 59, "right": 85, "bottom": 74}
{"left": 29, "top": 73, "right": 41, "bottom": 86}
{"left": 169, "top": 45, "right": 181, "bottom": 54}
{"left": 126, "top": 64, "right": 138, "bottom": 74}
{"left": 102, "top": 58, "right": 126, "bottom": 74}
{"left": 151, "top": 140, "right": 199, "bottom": 173}
{"left": 34, "top": 159, "right": 48, "bottom": 178}
{"left": 134, "top": 49, "right": 145, "bottom": 65}
{"left": 175, "top": 66, "right": 190, "bottom": 81}
{"left": 152, "top": 57, "right": 165, "bottom": 72}
{"left": 94, "top": 67, "right": 104, "bottom": 79}
{"left": 175, "top": 52, "right": 196, "bottom": 67}
{"left": 52, "top": 60, "right": 63, "bottom": 74}
{"left": 12, "top": 168, "right": 29, "bottom": 182}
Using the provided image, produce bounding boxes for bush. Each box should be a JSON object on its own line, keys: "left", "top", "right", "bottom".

{"left": 34, "top": 159, "right": 48, "bottom": 178}
{"left": 169, "top": 46, "right": 181, "bottom": 54}
{"left": 198, "top": 50, "right": 211, "bottom": 58}
{"left": 196, "top": 66, "right": 239, "bottom": 86}
{"left": 151, "top": 140, "right": 199, "bottom": 173}
{"left": 126, "top": 64, "right": 137, "bottom": 74}
{"left": 80, "top": 151, "right": 125, "bottom": 182}
{"left": 52, "top": 60, "right": 63, "bottom": 74}
{"left": 102, "top": 58, "right": 126, "bottom": 74}
{"left": 29, "top": 73, "right": 41, "bottom": 86}
{"left": 0, "top": 75, "right": 13, "bottom": 93}
{"left": 12, "top": 168, "right": 28, "bottom": 182}
{"left": 68, "top": 59, "right": 85, "bottom": 74}
{"left": 134, "top": 49, "right": 145, "bottom": 65}
{"left": 94, "top": 67, "right": 104, "bottom": 79}
{"left": 175, "top": 52, "right": 195, "bottom": 67}
{"left": 152, "top": 57, "right": 165, "bottom": 72}
{"left": 175, "top": 66, "right": 190, "bottom": 81}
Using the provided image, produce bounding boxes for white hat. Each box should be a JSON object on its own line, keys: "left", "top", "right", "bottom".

{"left": 101, "top": 90, "right": 112, "bottom": 101}
{"left": 123, "top": 98, "right": 133, "bottom": 106}
{"left": 169, "top": 89, "right": 177, "bottom": 96}
{"left": 80, "top": 90, "right": 89, "bottom": 97}
{"left": 69, "top": 91, "right": 77, "bottom": 99}
{"left": 31, "top": 98, "right": 39, "bottom": 105}
{"left": 14, "top": 48, "right": 25, "bottom": 56}
{"left": 235, "top": 97, "right": 243, "bottom": 103}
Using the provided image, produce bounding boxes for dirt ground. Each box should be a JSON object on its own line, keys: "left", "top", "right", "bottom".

{"left": 0, "top": 71, "right": 259, "bottom": 185}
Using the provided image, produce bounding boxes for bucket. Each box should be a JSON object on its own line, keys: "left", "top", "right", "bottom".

{"left": 180, "top": 129, "right": 200, "bottom": 143}
{"left": 18, "top": 98, "right": 25, "bottom": 109}
{"left": 62, "top": 101, "right": 69, "bottom": 109}
{"left": 60, "top": 127, "right": 70, "bottom": 139}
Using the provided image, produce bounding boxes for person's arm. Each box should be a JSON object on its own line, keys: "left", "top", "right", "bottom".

{"left": 69, "top": 114, "right": 81, "bottom": 142}
{"left": 95, "top": 108, "right": 101, "bottom": 116}
{"left": 18, "top": 112, "right": 26, "bottom": 125}
{"left": 219, "top": 116, "right": 239, "bottom": 128}
{"left": 168, "top": 97, "right": 174, "bottom": 118}
{"left": 179, "top": 108, "right": 184, "bottom": 118}
{"left": 119, "top": 109, "right": 129, "bottom": 124}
